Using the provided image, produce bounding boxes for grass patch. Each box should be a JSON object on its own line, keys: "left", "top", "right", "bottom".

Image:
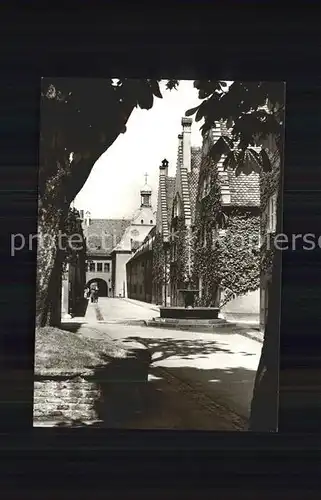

{"left": 35, "top": 326, "right": 128, "bottom": 377}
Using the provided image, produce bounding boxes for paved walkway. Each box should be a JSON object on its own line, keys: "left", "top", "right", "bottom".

{"left": 73, "top": 298, "right": 262, "bottom": 422}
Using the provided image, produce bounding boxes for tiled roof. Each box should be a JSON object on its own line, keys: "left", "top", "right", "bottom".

{"left": 207, "top": 122, "right": 260, "bottom": 207}
{"left": 84, "top": 218, "right": 131, "bottom": 255}
{"left": 227, "top": 169, "right": 260, "bottom": 206}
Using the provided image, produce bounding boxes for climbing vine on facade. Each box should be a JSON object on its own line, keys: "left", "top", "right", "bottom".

{"left": 260, "top": 149, "right": 280, "bottom": 278}
{"left": 193, "top": 154, "right": 260, "bottom": 308}
{"left": 215, "top": 211, "right": 260, "bottom": 306}
{"left": 61, "top": 208, "right": 86, "bottom": 275}
{"left": 193, "top": 156, "right": 223, "bottom": 306}
{"left": 152, "top": 231, "right": 165, "bottom": 285}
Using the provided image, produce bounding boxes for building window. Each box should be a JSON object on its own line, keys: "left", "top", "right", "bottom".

{"left": 140, "top": 285, "right": 143, "bottom": 294}
{"left": 150, "top": 220, "right": 153, "bottom": 224}
{"left": 89, "top": 262, "right": 95, "bottom": 272}
{"left": 202, "top": 227, "right": 207, "bottom": 247}
{"left": 97, "top": 263, "right": 103, "bottom": 272}
{"left": 104, "top": 263, "right": 110, "bottom": 272}
{"left": 141, "top": 219, "right": 144, "bottom": 224}
{"left": 267, "top": 193, "right": 277, "bottom": 233}
{"left": 142, "top": 195, "right": 149, "bottom": 206}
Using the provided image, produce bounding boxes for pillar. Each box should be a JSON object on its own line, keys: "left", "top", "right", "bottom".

{"left": 61, "top": 263, "right": 72, "bottom": 320}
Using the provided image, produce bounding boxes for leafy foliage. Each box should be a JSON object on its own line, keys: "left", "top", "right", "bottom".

{"left": 152, "top": 232, "right": 165, "bottom": 285}
{"left": 215, "top": 212, "right": 260, "bottom": 306}
{"left": 193, "top": 157, "right": 223, "bottom": 306}
{"left": 185, "top": 81, "right": 285, "bottom": 175}
{"left": 39, "top": 78, "right": 172, "bottom": 204}
{"left": 173, "top": 217, "right": 193, "bottom": 286}
{"left": 61, "top": 208, "right": 86, "bottom": 274}
{"left": 193, "top": 156, "right": 260, "bottom": 307}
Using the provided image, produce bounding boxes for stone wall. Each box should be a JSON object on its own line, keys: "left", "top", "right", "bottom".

{"left": 33, "top": 347, "right": 152, "bottom": 427}
{"left": 33, "top": 376, "right": 101, "bottom": 426}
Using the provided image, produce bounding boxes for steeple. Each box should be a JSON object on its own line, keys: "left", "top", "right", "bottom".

{"left": 140, "top": 172, "right": 152, "bottom": 207}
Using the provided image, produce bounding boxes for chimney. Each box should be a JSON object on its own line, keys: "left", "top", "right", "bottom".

{"left": 182, "top": 117, "right": 192, "bottom": 172}
{"left": 159, "top": 158, "right": 169, "bottom": 177}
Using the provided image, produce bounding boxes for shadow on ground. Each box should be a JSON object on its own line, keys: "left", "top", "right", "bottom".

{"left": 54, "top": 352, "right": 150, "bottom": 428}
{"left": 121, "top": 336, "right": 258, "bottom": 421}
{"left": 53, "top": 362, "right": 253, "bottom": 430}
{"left": 51, "top": 335, "right": 259, "bottom": 429}
{"left": 122, "top": 336, "right": 256, "bottom": 363}
{"left": 60, "top": 323, "right": 84, "bottom": 333}
{"left": 74, "top": 297, "right": 89, "bottom": 317}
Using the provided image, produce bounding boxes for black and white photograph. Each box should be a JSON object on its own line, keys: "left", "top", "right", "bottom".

{"left": 32, "top": 78, "right": 285, "bottom": 430}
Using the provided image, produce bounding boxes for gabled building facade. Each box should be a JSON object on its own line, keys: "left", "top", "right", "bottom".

{"left": 82, "top": 212, "right": 131, "bottom": 298}
{"left": 259, "top": 134, "right": 280, "bottom": 331}
{"left": 152, "top": 117, "right": 202, "bottom": 306}
{"left": 126, "top": 226, "right": 155, "bottom": 303}
{"left": 193, "top": 121, "right": 261, "bottom": 323}
{"left": 79, "top": 179, "right": 156, "bottom": 300}
{"left": 110, "top": 178, "right": 156, "bottom": 297}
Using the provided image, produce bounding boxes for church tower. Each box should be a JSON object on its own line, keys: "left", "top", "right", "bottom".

{"left": 130, "top": 173, "right": 155, "bottom": 226}
{"left": 110, "top": 174, "right": 155, "bottom": 298}
{"left": 140, "top": 172, "right": 152, "bottom": 208}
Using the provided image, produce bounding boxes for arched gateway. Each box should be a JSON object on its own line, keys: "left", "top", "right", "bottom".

{"left": 86, "top": 278, "right": 108, "bottom": 297}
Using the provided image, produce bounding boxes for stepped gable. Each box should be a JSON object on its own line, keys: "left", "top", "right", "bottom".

{"left": 159, "top": 169, "right": 170, "bottom": 240}
{"left": 178, "top": 141, "right": 192, "bottom": 221}
{"left": 165, "top": 176, "right": 176, "bottom": 229}
{"left": 84, "top": 218, "right": 131, "bottom": 255}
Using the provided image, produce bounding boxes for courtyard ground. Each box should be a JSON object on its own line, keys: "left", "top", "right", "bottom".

{"left": 62, "top": 297, "right": 262, "bottom": 428}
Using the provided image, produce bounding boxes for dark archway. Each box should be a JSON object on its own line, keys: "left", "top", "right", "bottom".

{"left": 86, "top": 278, "right": 108, "bottom": 297}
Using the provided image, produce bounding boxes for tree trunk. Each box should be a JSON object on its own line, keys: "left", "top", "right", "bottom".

{"left": 36, "top": 93, "right": 137, "bottom": 328}
{"left": 35, "top": 202, "right": 66, "bottom": 328}
{"left": 248, "top": 189, "right": 282, "bottom": 432}
{"left": 248, "top": 307, "right": 278, "bottom": 431}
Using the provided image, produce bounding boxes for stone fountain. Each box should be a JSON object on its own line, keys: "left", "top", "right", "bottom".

{"left": 146, "top": 286, "right": 231, "bottom": 331}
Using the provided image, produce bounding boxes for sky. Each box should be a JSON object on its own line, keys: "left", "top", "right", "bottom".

{"left": 73, "top": 80, "right": 204, "bottom": 219}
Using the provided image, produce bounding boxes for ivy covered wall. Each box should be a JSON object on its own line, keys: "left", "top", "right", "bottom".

{"left": 61, "top": 208, "right": 87, "bottom": 315}
{"left": 151, "top": 231, "right": 165, "bottom": 304}
{"left": 62, "top": 207, "right": 86, "bottom": 274}
{"left": 260, "top": 154, "right": 280, "bottom": 279}
{"left": 193, "top": 155, "right": 260, "bottom": 308}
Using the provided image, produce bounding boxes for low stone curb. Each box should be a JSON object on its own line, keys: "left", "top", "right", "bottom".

{"left": 144, "top": 319, "right": 263, "bottom": 343}
{"left": 121, "top": 297, "right": 160, "bottom": 313}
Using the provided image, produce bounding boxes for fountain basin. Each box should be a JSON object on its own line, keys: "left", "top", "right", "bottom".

{"left": 159, "top": 307, "right": 220, "bottom": 320}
